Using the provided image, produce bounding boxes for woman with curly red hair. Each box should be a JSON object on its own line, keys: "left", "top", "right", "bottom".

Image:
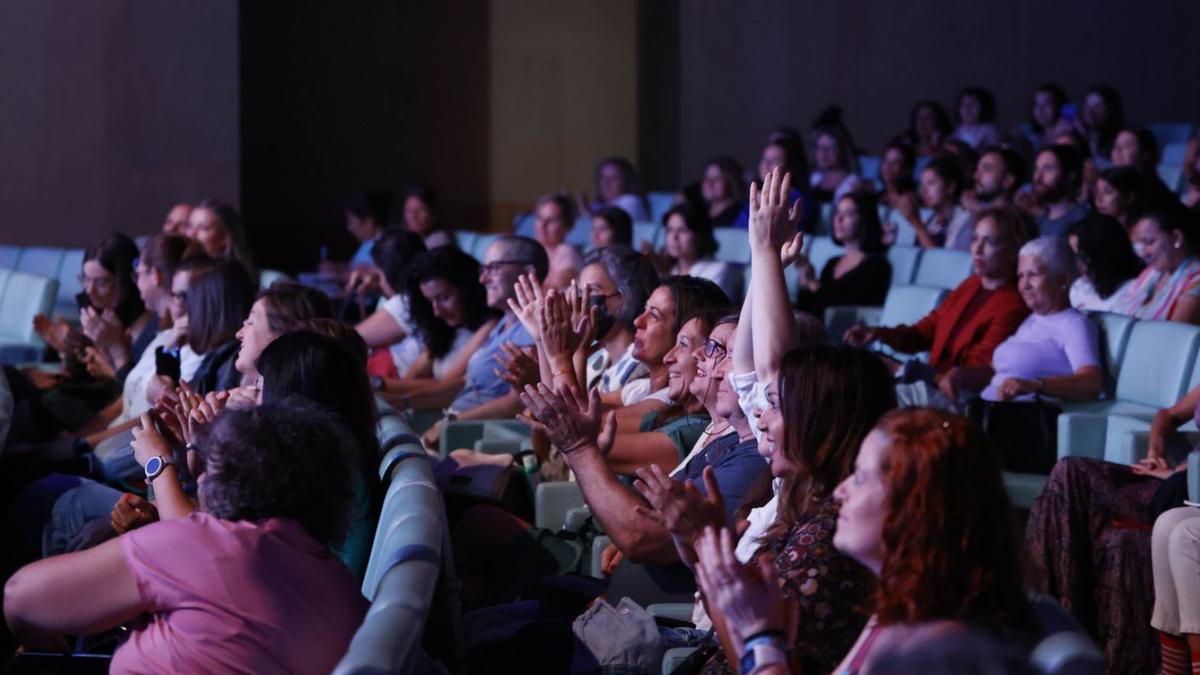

{"left": 694, "top": 408, "right": 1033, "bottom": 674}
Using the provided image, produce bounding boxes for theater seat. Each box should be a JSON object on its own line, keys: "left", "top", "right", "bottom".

{"left": 1147, "top": 122, "right": 1196, "bottom": 146}
{"left": 886, "top": 245, "right": 921, "bottom": 286}
{"left": 455, "top": 230, "right": 479, "bottom": 254}
{"left": 470, "top": 233, "right": 501, "bottom": 260}
{"left": 1190, "top": 450, "right": 1200, "bottom": 503}
{"left": 15, "top": 246, "right": 66, "bottom": 279}
{"left": 1087, "top": 311, "right": 1136, "bottom": 398}
{"left": 0, "top": 245, "right": 21, "bottom": 268}
{"left": 713, "top": 227, "right": 750, "bottom": 264}
{"left": 805, "top": 236, "right": 843, "bottom": 277}
{"left": 633, "top": 221, "right": 661, "bottom": 250}
{"left": 258, "top": 268, "right": 291, "bottom": 290}
{"left": 0, "top": 271, "right": 59, "bottom": 364}
{"left": 535, "top": 481, "right": 584, "bottom": 532}
{"left": 874, "top": 285, "right": 947, "bottom": 360}
{"left": 858, "top": 154, "right": 881, "bottom": 181}
{"left": 54, "top": 249, "right": 86, "bottom": 318}
{"left": 912, "top": 248, "right": 972, "bottom": 290}
{"left": 647, "top": 192, "right": 675, "bottom": 224}
{"left": 512, "top": 213, "right": 535, "bottom": 238}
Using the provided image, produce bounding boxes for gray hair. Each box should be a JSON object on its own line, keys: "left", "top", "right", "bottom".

{"left": 493, "top": 235, "right": 549, "bottom": 282}
{"left": 582, "top": 245, "right": 658, "bottom": 327}
{"left": 1018, "top": 236, "right": 1076, "bottom": 281}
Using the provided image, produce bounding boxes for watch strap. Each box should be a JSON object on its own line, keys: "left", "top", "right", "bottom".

{"left": 740, "top": 635, "right": 788, "bottom": 675}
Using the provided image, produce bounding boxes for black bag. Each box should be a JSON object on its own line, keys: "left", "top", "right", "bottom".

{"left": 967, "top": 397, "right": 1062, "bottom": 474}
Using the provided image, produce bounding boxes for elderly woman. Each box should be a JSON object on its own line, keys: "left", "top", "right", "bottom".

{"left": 981, "top": 236, "right": 1102, "bottom": 403}
{"left": 3, "top": 399, "right": 368, "bottom": 672}
{"left": 845, "top": 205, "right": 1038, "bottom": 403}
{"left": 1116, "top": 205, "right": 1200, "bottom": 324}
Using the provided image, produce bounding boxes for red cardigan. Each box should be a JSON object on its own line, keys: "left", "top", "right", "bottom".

{"left": 884, "top": 275, "right": 1029, "bottom": 373}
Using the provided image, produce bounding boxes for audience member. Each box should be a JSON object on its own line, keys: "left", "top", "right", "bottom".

{"left": 650, "top": 202, "right": 738, "bottom": 301}
{"left": 896, "top": 155, "right": 973, "bottom": 249}
{"left": 579, "top": 246, "right": 658, "bottom": 394}
{"left": 700, "top": 156, "right": 746, "bottom": 227}
{"left": 532, "top": 193, "right": 584, "bottom": 290}
{"left": 3, "top": 399, "right": 368, "bottom": 673}
{"left": 900, "top": 100, "right": 952, "bottom": 157}
{"left": 585, "top": 157, "right": 649, "bottom": 222}
{"left": 1094, "top": 165, "right": 1148, "bottom": 231}
{"left": 1033, "top": 145, "right": 1089, "bottom": 237}
{"left": 590, "top": 205, "right": 634, "bottom": 249}
{"left": 353, "top": 227, "right": 427, "bottom": 361}
{"left": 344, "top": 190, "right": 393, "bottom": 268}
{"left": 809, "top": 118, "right": 863, "bottom": 204}
{"left": 1115, "top": 205, "right": 1200, "bottom": 323}
{"left": 401, "top": 184, "right": 454, "bottom": 249}
{"left": 795, "top": 191, "right": 891, "bottom": 317}
{"left": 187, "top": 199, "right": 255, "bottom": 275}
{"left": 1151, "top": 507, "right": 1200, "bottom": 675}
{"left": 1076, "top": 85, "right": 1125, "bottom": 166}
{"left": 160, "top": 203, "right": 192, "bottom": 236}
{"left": 732, "top": 128, "right": 818, "bottom": 232}
{"left": 1066, "top": 214, "right": 1144, "bottom": 312}
{"left": 951, "top": 86, "right": 1004, "bottom": 150}
{"left": 1019, "top": 82, "right": 1071, "bottom": 151}
{"left": 1112, "top": 128, "right": 1160, "bottom": 175}
{"left": 1183, "top": 137, "right": 1200, "bottom": 210}
{"left": 968, "top": 146, "right": 1026, "bottom": 212}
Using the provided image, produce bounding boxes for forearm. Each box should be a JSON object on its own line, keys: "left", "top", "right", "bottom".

{"left": 149, "top": 466, "right": 195, "bottom": 520}
{"left": 78, "top": 398, "right": 124, "bottom": 436}
{"left": 606, "top": 431, "right": 681, "bottom": 477}
{"left": 951, "top": 366, "right": 994, "bottom": 394}
{"left": 733, "top": 286, "right": 755, "bottom": 374}
{"left": 749, "top": 248, "right": 794, "bottom": 380}
{"left": 456, "top": 390, "right": 524, "bottom": 422}
{"left": 1039, "top": 369, "right": 1101, "bottom": 402}
{"left": 406, "top": 378, "right": 467, "bottom": 411}
{"left": 565, "top": 445, "right": 677, "bottom": 563}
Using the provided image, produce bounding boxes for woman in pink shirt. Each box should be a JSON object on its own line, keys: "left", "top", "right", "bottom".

{"left": 4, "top": 398, "right": 368, "bottom": 674}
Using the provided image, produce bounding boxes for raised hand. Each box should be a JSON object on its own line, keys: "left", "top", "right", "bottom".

{"left": 516, "top": 382, "right": 600, "bottom": 455}
{"left": 748, "top": 167, "right": 803, "bottom": 255}
{"left": 507, "top": 273, "right": 546, "bottom": 340}
{"left": 779, "top": 232, "right": 805, "bottom": 268}
{"left": 633, "top": 465, "right": 726, "bottom": 546}
{"left": 693, "top": 526, "right": 788, "bottom": 644}
{"left": 564, "top": 279, "right": 598, "bottom": 354}
{"left": 539, "top": 289, "right": 591, "bottom": 367}
{"left": 497, "top": 342, "right": 540, "bottom": 389}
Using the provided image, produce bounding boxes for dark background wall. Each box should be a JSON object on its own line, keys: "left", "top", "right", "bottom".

{"left": 674, "top": 0, "right": 1200, "bottom": 187}
{"left": 0, "top": 0, "right": 239, "bottom": 247}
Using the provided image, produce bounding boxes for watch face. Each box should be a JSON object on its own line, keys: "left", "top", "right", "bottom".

{"left": 146, "top": 456, "right": 162, "bottom": 476}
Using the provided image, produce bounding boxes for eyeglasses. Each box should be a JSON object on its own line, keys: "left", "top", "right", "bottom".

{"left": 702, "top": 338, "right": 728, "bottom": 359}
{"left": 77, "top": 273, "right": 115, "bottom": 289}
{"left": 480, "top": 260, "right": 531, "bottom": 275}
{"left": 170, "top": 290, "right": 188, "bottom": 303}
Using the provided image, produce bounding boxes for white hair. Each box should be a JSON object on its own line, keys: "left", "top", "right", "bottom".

{"left": 1019, "top": 236, "right": 1075, "bottom": 281}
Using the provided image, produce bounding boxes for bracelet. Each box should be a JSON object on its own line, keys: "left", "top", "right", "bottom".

{"left": 553, "top": 368, "right": 575, "bottom": 379}
{"left": 742, "top": 629, "right": 785, "bottom": 646}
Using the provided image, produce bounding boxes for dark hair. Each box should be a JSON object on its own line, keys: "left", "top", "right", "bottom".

{"left": 922, "top": 155, "right": 966, "bottom": 201}
{"left": 1030, "top": 83, "right": 1068, "bottom": 133}
{"left": 1038, "top": 144, "right": 1084, "bottom": 191}
{"left": 407, "top": 247, "right": 496, "bottom": 358}
{"left": 84, "top": 233, "right": 145, "bottom": 326}
{"left": 293, "top": 318, "right": 369, "bottom": 364}
{"left": 401, "top": 184, "right": 451, "bottom": 238}
{"left": 493, "top": 235, "right": 550, "bottom": 282}
{"left": 907, "top": 101, "right": 953, "bottom": 144}
{"left": 1118, "top": 128, "right": 1160, "bottom": 173}
{"left": 957, "top": 86, "right": 997, "bottom": 123}
{"left": 768, "top": 345, "right": 896, "bottom": 542}
{"left": 663, "top": 202, "right": 719, "bottom": 259}
{"left": 1069, "top": 215, "right": 1144, "bottom": 299}
{"left": 1140, "top": 203, "right": 1200, "bottom": 254}
{"left": 812, "top": 110, "right": 862, "bottom": 174}
{"left": 1095, "top": 166, "right": 1147, "bottom": 223}
{"left": 257, "top": 282, "right": 335, "bottom": 335}
{"left": 976, "top": 204, "right": 1039, "bottom": 254}
{"left": 193, "top": 199, "right": 254, "bottom": 275}
{"left": 594, "top": 207, "right": 634, "bottom": 246}
{"left": 1083, "top": 85, "right": 1124, "bottom": 141}
{"left": 704, "top": 156, "right": 746, "bottom": 203}
{"left": 872, "top": 408, "right": 1032, "bottom": 632}
{"left": 679, "top": 307, "right": 736, "bottom": 339}
{"left": 882, "top": 141, "right": 917, "bottom": 181}
{"left": 659, "top": 276, "right": 731, "bottom": 334}
{"left": 595, "top": 157, "right": 642, "bottom": 197}
{"left": 196, "top": 398, "right": 356, "bottom": 545}
{"left": 834, "top": 192, "right": 885, "bottom": 253}
{"left": 139, "top": 234, "right": 197, "bottom": 288}
{"left": 535, "top": 193, "right": 578, "bottom": 228}
{"left": 256, "top": 331, "right": 380, "bottom": 509}
{"left": 185, "top": 257, "right": 256, "bottom": 354}
{"left": 765, "top": 127, "right": 811, "bottom": 179}
{"left": 370, "top": 226, "right": 428, "bottom": 294}
{"left": 582, "top": 245, "right": 659, "bottom": 328}
{"left": 979, "top": 146, "right": 1027, "bottom": 187}
{"left": 345, "top": 189, "right": 394, "bottom": 225}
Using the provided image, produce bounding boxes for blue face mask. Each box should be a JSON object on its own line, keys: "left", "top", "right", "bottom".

{"left": 588, "top": 295, "right": 617, "bottom": 339}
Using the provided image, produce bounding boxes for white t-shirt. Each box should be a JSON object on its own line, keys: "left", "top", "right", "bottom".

{"left": 981, "top": 308, "right": 1100, "bottom": 402}
{"left": 1070, "top": 276, "right": 1135, "bottom": 313}
{"left": 587, "top": 343, "right": 650, "bottom": 394}
{"left": 377, "top": 293, "right": 414, "bottom": 335}
{"left": 113, "top": 329, "right": 204, "bottom": 427}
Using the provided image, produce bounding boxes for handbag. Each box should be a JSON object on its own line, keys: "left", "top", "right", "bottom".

{"left": 966, "top": 396, "right": 1061, "bottom": 474}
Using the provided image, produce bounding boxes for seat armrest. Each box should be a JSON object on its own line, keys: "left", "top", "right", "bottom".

{"left": 1056, "top": 413, "right": 1110, "bottom": 461}
{"left": 534, "top": 481, "right": 584, "bottom": 531}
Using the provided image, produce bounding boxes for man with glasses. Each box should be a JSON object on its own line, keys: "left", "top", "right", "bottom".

{"left": 416, "top": 236, "right": 548, "bottom": 448}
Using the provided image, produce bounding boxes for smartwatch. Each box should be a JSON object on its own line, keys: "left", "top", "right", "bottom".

{"left": 144, "top": 455, "right": 175, "bottom": 481}
{"left": 739, "top": 632, "right": 787, "bottom": 675}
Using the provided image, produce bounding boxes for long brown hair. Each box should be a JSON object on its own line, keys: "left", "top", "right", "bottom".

{"left": 872, "top": 408, "right": 1031, "bottom": 631}
{"left": 766, "top": 345, "right": 896, "bottom": 542}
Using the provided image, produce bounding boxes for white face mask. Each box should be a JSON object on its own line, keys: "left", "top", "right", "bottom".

{"left": 1133, "top": 241, "right": 1147, "bottom": 261}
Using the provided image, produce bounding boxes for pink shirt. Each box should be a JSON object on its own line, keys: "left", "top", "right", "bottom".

{"left": 112, "top": 513, "right": 367, "bottom": 675}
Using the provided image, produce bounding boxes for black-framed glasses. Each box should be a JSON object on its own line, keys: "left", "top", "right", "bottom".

{"left": 702, "top": 338, "right": 728, "bottom": 359}
{"left": 480, "top": 260, "right": 531, "bottom": 275}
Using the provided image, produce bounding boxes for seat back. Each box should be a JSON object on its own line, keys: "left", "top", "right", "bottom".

{"left": 0, "top": 271, "right": 58, "bottom": 342}
{"left": 1158, "top": 164, "right": 1183, "bottom": 193}
{"left": 15, "top": 246, "right": 66, "bottom": 279}
{"left": 1162, "top": 141, "right": 1189, "bottom": 166}
{"left": 877, "top": 285, "right": 946, "bottom": 329}
{"left": 912, "top": 248, "right": 972, "bottom": 289}
{"left": 54, "top": 249, "right": 86, "bottom": 318}
{"left": 512, "top": 213, "right": 535, "bottom": 238}
{"left": 886, "top": 245, "right": 921, "bottom": 286}
{"left": 1087, "top": 312, "right": 1137, "bottom": 395}
{"left": 858, "top": 154, "right": 881, "bottom": 180}
{"left": 565, "top": 216, "right": 593, "bottom": 248}
{"left": 647, "top": 192, "right": 675, "bottom": 224}
{"left": 1114, "top": 320, "right": 1200, "bottom": 408}
{"left": 258, "top": 269, "right": 291, "bottom": 290}
{"left": 455, "top": 230, "right": 479, "bottom": 255}
{"left": 1148, "top": 122, "right": 1196, "bottom": 145}
{"left": 1029, "top": 594, "right": 1105, "bottom": 675}
{"left": 713, "top": 227, "right": 749, "bottom": 264}
{"left": 632, "top": 222, "right": 661, "bottom": 250}
{"left": 805, "top": 236, "right": 844, "bottom": 277}
{"left": 470, "top": 233, "right": 501, "bottom": 260}
{"left": 0, "top": 245, "right": 21, "bottom": 269}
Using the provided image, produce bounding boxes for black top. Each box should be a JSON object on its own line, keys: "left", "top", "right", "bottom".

{"left": 795, "top": 253, "right": 892, "bottom": 319}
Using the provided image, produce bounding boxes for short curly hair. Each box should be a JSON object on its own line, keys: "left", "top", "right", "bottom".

{"left": 196, "top": 397, "right": 355, "bottom": 546}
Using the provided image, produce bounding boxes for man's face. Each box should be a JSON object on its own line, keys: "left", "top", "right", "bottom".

{"left": 479, "top": 242, "right": 527, "bottom": 310}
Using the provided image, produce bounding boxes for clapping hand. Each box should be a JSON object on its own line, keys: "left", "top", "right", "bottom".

{"left": 516, "top": 383, "right": 600, "bottom": 455}
{"left": 497, "top": 342, "right": 540, "bottom": 389}
{"left": 539, "top": 287, "right": 593, "bottom": 368}
{"left": 111, "top": 494, "right": 159, "bottom": 534}
{"left": 79, "top": 307, "right": 125, "bottom": 354}
{"left": 633, "top": 464, "right": 726, "bottom": 549}
{"left": 507, "top": 273, "right": 546, "bottom": 341}
{"left": 131, "top": 412, "right": 175, "bottom": 469}
{"left": 749, "top": 168, "right": 803, "bottom": 255}
{"left": 693, "top": 526, "right": 790, "bottom": 645}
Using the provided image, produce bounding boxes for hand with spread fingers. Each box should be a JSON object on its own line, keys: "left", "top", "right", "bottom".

{"left": 497, "top": 342, "right": 540, "bottom": 390}
{"left": 694, "top": 526, "right": 789, "bottom": 645}
{"left": 507, "top": 273, "right": 546, "bottom": 341}
{"left": 748, "top": 167, "right": 803, "bottom": 256}
{"left": 538, "top": 288, "right": 592, "bottom": 370}
{"left": 633, "top": 464, "right": 726, "bottom": 548}
{"left": 516, "top": 382, "right": 600, "bottom": 455}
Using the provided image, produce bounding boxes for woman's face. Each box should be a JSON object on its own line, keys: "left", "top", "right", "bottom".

{"left": 690, "top": 321, "right": 733, "bottom": 412}
{"left": 134, "top": 259, "right": 164, "bottom": 311}
{"left": 1083, "top": 93, "right": 1109, "bottom": 130}
{"left": 631, "top": 286, "right": 677, "bottom": 366}
{"left": 591, "top": 216, "right": 615, "bottom": 249}
{"left": 1110, "top": 131, "right": 1142, "bottom": 168}
{"left": 404, "top": 196, "right": 434, "bottom": 237}
{"left": 663, "top": 317, "right": 704, "bottom": 403}
{"left": 534, "top": 200, "right": 569, "bottom": 247}
{"left": 345, "top": 211, "right": 375, "bottom": 243}
{"left": 664, "top": 213, "right": 699, "bottom": 262}
{"left": 757, "top": 378, "right": 790, "bottom": 477}
{"left": 235, "top": 298, "right": 276, "bottom": 376}
{"left": 914, "top": 105, "right": 938, "bottom": 141}
{"left": 1032, "top": 91, "right": 1059, "bottom": 129}
{"left": 1018, "top": 254, "right": 1069, "bottom": 315}
{"left": 880, "top": 147, "right": 906, "bottom": 186}
{"left": 1033, "top": 151, "right": 1066, "bottom": 203}
{"left": 1133, "top": 216, "right": 1184, "bottom": 272}
{"left": 814, "top": 133, "right": 840, "bottom": 171}
{"left": 701, "top": 164, "right": 730, "bottom": 203}
{"left": 419, "top": 277, "right": 465, "bottom": 328}
{"left": 832, "top": 197, "right": 862, "bottom": 243}
{"left": 919, "top": 168, "right": 952, "bottom": 209}
{"left": 832, "top": 428, "right": 890, "bottom": 573}
{"left": 970, "top": 216, "right": 1016, "bottom": 281}
{"left": 959, "top": 94, "right": 982, "bottom": 126}
{"left": 168, "top": 270, "right": 191, "bottom": 325}
{"left": 597, "top": 163, "right": 626, "bottom": 203}
{"left": 190, "top": 208, "right": 228, "bottom": 258}
{"left": 1093, "top": 177, "right": 1126, "bottom": 218}
{"left": 758, "top": 143, "right": 787, "bottom": 181}
{"left": 80, "top": 259, "right": 118, "bottom": 310}
{"left": 579, "top": 263, "right": 621, "bottom": 331}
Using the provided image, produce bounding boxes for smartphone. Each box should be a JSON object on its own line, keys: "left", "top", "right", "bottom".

{"left": 155, "top": 346, "right": 182, "bottom": 381}
{"left": 75, "top": 291, "right": 92, "bottom": 311}
{"left": 1060, "top": 103, "right": 1077, "bottom": 123}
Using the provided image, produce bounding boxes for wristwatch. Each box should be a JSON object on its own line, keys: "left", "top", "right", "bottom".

{"left": 144, "top": 455, "right": 175, "bottom": 481}
{"left": 370, "top": 375, "right": 386, "bottom": 392}
{"left": 739, "top": 632, "right": 788, "bottom": 675}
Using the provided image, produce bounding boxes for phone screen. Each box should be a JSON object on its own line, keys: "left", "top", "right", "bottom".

{"left": 75, "top": 291, "right": 92, "bottom": 311}
{"left": 155, "top": 346, "right": 182, "bottom": 381}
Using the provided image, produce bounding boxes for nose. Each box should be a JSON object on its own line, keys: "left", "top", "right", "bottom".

{"left": 633, "top": 311, "right": 648, "bottom": 329}
{"left": 663, "top": 345, "right": 678, "bottom": 364}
